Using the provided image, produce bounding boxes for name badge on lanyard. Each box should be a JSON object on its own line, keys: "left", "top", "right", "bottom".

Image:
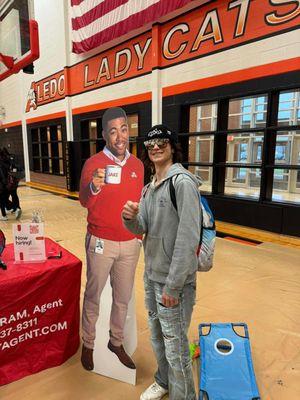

{"left": 95, "top": 238, "right": 104, "bottom": 254}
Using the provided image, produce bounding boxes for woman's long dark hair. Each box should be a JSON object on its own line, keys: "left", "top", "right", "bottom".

{"left": 140, "top": 141, "right": 183, "bottom": 183}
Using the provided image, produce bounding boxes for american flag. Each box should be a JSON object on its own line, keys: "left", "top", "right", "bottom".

{"left": 71, "top": 0, "right": 194, "bottom": 54}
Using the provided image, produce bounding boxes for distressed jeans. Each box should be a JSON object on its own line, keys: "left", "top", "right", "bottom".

{"left": 144, "top": 274, "right": 197, "bottom": 400}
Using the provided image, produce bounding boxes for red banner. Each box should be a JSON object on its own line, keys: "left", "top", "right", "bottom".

{"left": 26, "top": 0, "right": 300, "bottom": 112}
{"left": 0, "top": 239, "right": 82, "bottom": 386}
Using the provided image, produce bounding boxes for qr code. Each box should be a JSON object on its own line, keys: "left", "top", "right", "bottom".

{"left": 30, "top": 225, "right": 39, "bottom": 234}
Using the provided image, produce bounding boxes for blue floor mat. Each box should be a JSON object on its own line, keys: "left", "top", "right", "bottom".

{"left": 199, "top": 323, "right": 260, "bottom": 400}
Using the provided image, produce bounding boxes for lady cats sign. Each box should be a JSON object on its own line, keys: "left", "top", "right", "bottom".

{"left": 25, "top": 0, "right": 300, "bottom": 112}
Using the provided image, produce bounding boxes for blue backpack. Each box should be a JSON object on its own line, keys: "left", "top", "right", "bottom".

{"left": 169, "top": 176, "right": 216, "bottom": 272}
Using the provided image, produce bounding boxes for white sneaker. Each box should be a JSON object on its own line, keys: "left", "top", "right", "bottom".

{"left": 0, "top": 216, "right": 8, "bottom": 221}
{"left": 15, "top": 208, "right": 22, "bottom": 220}
{"left": 140, "top": 382, "right": 168, "bottom": 400}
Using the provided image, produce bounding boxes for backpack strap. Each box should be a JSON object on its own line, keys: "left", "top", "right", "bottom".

{"left": 168, "top": 175, "right": 179, "bottom": 211}
{"left": 142, "top": 182, "right": 151, "bottom": 199}
{"left": 168, "top": 173, "right": 198, "bottom": 211}
{"left": 169, "top": 173, "right": 204, "bottom": 246}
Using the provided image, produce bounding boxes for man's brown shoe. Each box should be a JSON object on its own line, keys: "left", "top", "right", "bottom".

{"left": 81, "top": 344, "right": 94, "bottom": 371}
{"left": 107, "top": 340, "right": 136, "bottom": 369}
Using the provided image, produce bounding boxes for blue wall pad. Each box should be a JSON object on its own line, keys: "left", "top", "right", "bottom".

{"left": 199, "top": 323, "right": 260, "bottom": 400}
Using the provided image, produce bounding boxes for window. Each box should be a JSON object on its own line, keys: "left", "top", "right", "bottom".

{"left": 223, "top": 95, "right": 268, "bottom": 199}
{"left": 188, "top": 102, "right": 217, "bottom": 193}
{"left": 185, "top": 89, "right": 300, "bottom": 204}
{"left": 197, "top": 102, "right": 217, "bottom": 132}
{"left": 278, "top": 90, "right": 300, "bottom": 126}
{"left": 226, "top": 133, "right": 264, "bottom": 164}
{"left": 228, "top": 95, "right": 267, "bottom": 129}
{"left": 272, "top": 130, "right": 300, "bottom": 203}
{"left": 225, "top": 168, "right": 261, "bottom": 199}
{"left": 31, "top": 125, "right": 64, "bottom": 175}
{"left": 271, "top": 89, "right": 300, "bottom": 202}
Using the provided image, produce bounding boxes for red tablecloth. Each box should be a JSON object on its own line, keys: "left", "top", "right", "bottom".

{"left": 0, "top": 238, "right": 82, "bottom": 386}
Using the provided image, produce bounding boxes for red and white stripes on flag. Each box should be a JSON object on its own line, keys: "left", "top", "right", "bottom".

{"left": 71, "top": 0, "right": 194, "bottom": 54}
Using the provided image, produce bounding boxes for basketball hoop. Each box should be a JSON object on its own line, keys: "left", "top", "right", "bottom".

{"left": 0, "top": 53, "right": 14, "bottom": 70}
{"left": 0, "top": 19, "right": 39, "bottom": 82}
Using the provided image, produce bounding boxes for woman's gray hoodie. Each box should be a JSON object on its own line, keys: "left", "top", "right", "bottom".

{"left": 123, "top": 163, "right": 201, "bottom": 298}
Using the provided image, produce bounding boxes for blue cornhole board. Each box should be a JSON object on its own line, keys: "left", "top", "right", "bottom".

{"left": 199, "top": 323, "right": 260, "bottom": 400}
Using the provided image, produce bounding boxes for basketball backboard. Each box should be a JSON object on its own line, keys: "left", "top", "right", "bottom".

{"left": 0, "top": 0, "right": 39, "bottom": 81}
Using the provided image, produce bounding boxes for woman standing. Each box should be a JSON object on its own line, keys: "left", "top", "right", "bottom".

{"left": 0, "top": 149, "right": 9, "bottom": 221}
{"left": 3, "top": 148, "right": 22, "bottom": 220}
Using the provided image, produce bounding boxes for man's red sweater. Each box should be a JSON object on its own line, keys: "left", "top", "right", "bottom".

{"left": 79, "top": 151, "right": 144, "bottom": 241}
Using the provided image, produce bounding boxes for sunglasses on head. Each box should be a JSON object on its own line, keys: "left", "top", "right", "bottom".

{"left": 144, "top": 138, "right": 170, "bottom": 150}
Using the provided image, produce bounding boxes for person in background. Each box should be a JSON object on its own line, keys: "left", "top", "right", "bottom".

{"left": 122, "top": 124, "right": 201, "bottom": 400}
{"left": 0, "top": 149, "right": 9, "bottom": 221}
{"left": 79, "top": 107, "right": 144, "bottom": 371}
{"left": 2, "top": 148, "right": 22, "bottom": 220}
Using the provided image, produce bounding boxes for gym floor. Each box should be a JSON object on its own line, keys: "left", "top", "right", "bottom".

{"left": 0, "top": 186, "right": 299, "bottom": 400}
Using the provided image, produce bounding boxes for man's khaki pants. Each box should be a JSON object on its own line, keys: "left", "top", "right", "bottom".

{"left": 82, "top": 233, "right": 140, "bottom": 349}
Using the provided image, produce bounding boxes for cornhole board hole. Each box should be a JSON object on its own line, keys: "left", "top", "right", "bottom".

{"left": 199, "top": 323, "right": 260, "bottom": 400}
{"left": 93, "top": 279, "right": 137, "bottom": 385}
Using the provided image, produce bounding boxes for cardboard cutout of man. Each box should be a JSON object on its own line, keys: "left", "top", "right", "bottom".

{"left": 79, "top": 107, "right": 144, "bottom": 371}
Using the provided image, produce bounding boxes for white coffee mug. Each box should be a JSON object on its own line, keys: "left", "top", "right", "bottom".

{"left": 105, "top": 165, "right": 122, "bottom": 184}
